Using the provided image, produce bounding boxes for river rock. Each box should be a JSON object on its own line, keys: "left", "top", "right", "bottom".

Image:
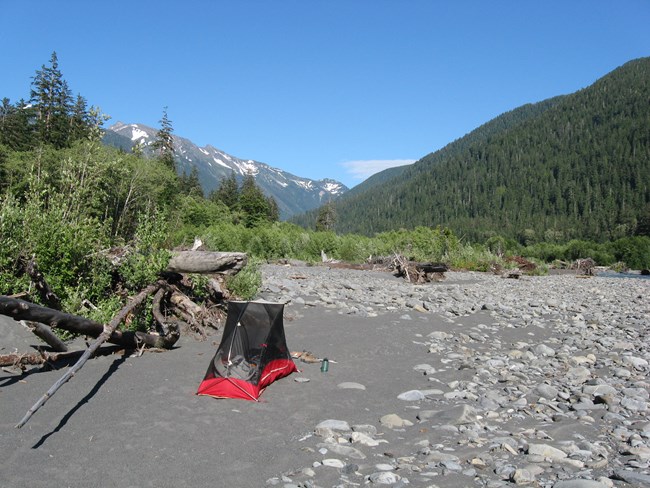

{"left": 380, "top": 414, "right": 413, "bottom": 428}
{"left": 417, "top": 404, "right": 477, "bottom": 425}
{"left": 315, "top": 419, "right": 351, "bottom": 431}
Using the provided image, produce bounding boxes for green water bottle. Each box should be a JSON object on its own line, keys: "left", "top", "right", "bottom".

{"left": 320, "top": 358, "right": 329, "bottom": 372}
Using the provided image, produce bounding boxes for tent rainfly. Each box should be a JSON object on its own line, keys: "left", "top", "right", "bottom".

{"left": 197, "top": 301, "right": 298, "bottom": 401}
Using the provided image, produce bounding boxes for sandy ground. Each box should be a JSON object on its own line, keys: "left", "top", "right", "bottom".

{"left": 0, "top": 303, "right": 499, "bottom": 488}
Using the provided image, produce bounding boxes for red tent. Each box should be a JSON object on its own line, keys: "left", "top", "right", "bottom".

{"left": 197, "top": 301, "right": 297, "bottom": 401}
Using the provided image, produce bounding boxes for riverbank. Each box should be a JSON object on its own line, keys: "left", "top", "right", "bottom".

{"left": 1, "top": 265, "right": 649, "bottom": 487}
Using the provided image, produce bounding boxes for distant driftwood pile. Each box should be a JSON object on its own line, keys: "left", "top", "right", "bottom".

{"left": 389, "top": 254, "right": 448, "bottom": 283}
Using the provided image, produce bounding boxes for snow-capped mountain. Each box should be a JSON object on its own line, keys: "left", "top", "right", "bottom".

{"left": 103, "top": 122, "right": 347, "bottom": 219}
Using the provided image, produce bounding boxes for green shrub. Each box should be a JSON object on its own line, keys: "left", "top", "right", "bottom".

{"left": 448, "top": 244, "right": 503, "bottom": 272}
{"left": 227, "top": 258, "right": 263, "bottom": 300}
{"left": 335, "top": 234, "right": 371, "bottom": 262}
{"left": 609, "top": 236, "right": 650, "bottom": 269}
{"left": 609, "top": 261, "right": 628, "bottom": 273}
{"left": 118, "top": 211, "right": 172, "bottom": 291}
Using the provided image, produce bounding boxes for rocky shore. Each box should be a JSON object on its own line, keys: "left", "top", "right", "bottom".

{"left": 259, "top": 264, "right": 650, "bottom": 488}
{"left": 1, "top": 264, "right": 648, "bottom": 488}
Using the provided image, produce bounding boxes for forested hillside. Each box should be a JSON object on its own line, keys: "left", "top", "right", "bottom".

{"left": 293, "top": 94, "right": 565, "bottom": 228}
{"left": 329, "top": 57, "right": 650, "bottom": 243}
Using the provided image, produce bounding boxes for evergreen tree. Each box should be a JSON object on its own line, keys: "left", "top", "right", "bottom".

{"left": 316, "top": 200, "right": 337, "bottom": 231}
{"left": 152, "top": 107, "right": 175, "bottom": 171}
{"left": 636, "top": 204, "right": 650, "bottom": 237}
{"left": 0, "top": 98, "right": 11, "bottom": 127}
{"left": 179, "top": 166, "right": 204, "bottom": 196}
{"left": 69, "top": 94, "right": 90, "bottom": 141}
{"left": 0, "top": 98, "right": 35, "bottom": 150}
{"left": 238, "top": 172, "right": 278, "bottom": 227}
{"left": 210, "top": 171, "right": 239, "bottom": 209}
{"left": 30, "top": 51, "right": 73, "bottom": 148}
{"left": 267, "top": 195, "right": 280, "bottom": 222}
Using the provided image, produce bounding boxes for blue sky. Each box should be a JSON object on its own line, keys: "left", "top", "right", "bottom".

{"left": 1, "top": 1, "right": 649, "bottom": 188}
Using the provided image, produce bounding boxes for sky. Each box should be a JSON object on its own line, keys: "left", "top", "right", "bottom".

{"left": 1, "top": 1, "right": 649, "bottom": 188}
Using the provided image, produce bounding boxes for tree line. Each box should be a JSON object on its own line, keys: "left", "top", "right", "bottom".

{"left": 1, "top": 52, "right": 648, "bottom": 329}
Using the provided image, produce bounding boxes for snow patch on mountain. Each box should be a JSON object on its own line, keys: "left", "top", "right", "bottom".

{"left": 104, "top": 122, "right": 348, "bottom": 219}
{"left": 130, "top": 126, "right": 149, "bottom": 141}
{"left": 292, "top": 180, "right": 313, "bottom": 190}
{"left": 236, "top": 161, "right": 259, "bottom": 176}
{"left": 324, "top": 182, "right": 343, "bottom": 194}
{"left": 212, "top": 157, "right": 229, "bottom": 169}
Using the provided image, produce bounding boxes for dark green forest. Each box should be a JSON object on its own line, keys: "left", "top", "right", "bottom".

{"left": 324, "top": 58, "right": 650, "bottom": 244}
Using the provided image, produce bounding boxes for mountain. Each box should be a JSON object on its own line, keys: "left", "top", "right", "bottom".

{"left": 291, "top": 94, "right": 565, "bottom": 229}
{"left": 102, "top": 123, "right": 347, "bottom": 219}
{"left": 325, "top": 57, "right": 650, "bottom": 243}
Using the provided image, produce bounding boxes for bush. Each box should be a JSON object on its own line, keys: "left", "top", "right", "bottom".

{"left": 521, "top": 242, "right": 565, "bottom": 262}
{"left": 227, "top": 257, "right": 263, "bottom": 300}
{"left": 0, "top": 184, "right": 112, "bottom": 300}
{"left": 447, "top": 244, "right": 504, "bottom": 272}
{"left": 609, "top": 236, "right": 650, "bottom": 269}
{"left": 374, "top": 226, "right": 460, "bottom": 262}
{"left": 118, "top": 211, "right": 172, "bottom": 291}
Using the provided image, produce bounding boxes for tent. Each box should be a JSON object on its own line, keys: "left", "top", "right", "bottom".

{"left": 197, "top": 301, "right": 298, "bottom": 401}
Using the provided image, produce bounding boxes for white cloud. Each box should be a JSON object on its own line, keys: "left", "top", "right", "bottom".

{"left": 341, "top": 159, "right": 416, "bottom": 181}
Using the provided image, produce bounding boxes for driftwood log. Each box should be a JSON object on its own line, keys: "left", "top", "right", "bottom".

{"left": 0, "top": 296, "right": 178, "bottom": 350}
{"left": 391, "top": 254, "right": 448, "bottom": 283}
{"left": 14, "top": 281, "right": 173, "bottom": 428}
{"left": 0, "top": 347, "right": 123, "bottom": 369}
{"left": 26, "top": 257, "right": 62, "bottom": 310}
{"left": 3, "top": 249, "right": 245, "bottom": 429}
{"left": 23, "top": 321, "right": 68, "bottom": 352}
{"left": 1, "top": 252, "right": 240, "bottom": 351}
{"left": 166, "top": 251, "right": 247, "bottom": 275}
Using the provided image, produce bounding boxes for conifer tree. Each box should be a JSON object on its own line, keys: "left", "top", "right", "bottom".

{"left": 152, "top": 107, "right": 175, "bottom": 171}
{"left": 0, "top": 98, "right": 34, "bottom": 150}
{"left": 69, "top": 94, "right": 90, "bottom": 141}
{"left": 238, "top": 172, "right": 278, "bottom": 227}
{"left": 267, "top": 195, "right": 280, "bottom": 222}
{"left": 179, "top": 166, "right": 204, "bottom": 196}
{"left": 30, "top": 51, "right": 73, "bottom": 147}
{"left": 636, "top": 204, "right": 650, "bottom": 237}
{"left": 210, "top": 172, "right": 239, "bottom": 209}
{"left": 316, "top": 200, "right": 337, "bottom": 231}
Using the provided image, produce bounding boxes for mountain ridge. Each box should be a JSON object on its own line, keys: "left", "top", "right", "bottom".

{"left": 103, "top": 122, "right": 347, "bottom": 219}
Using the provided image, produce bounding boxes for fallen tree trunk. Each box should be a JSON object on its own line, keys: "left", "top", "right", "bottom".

{"left": 169, "top": 290, "right": 221, "bottom": 335}
{"left": 0, "top": 296, "right": 177, "bottom": 350}
{"left": 147, "top": 288, "right": 181, "bottom": 347}
{"left": 23, "top": 321, "right": 68, "bottom": 352}
{"left": 166, "top": 251, "right": 247, "bottom": 275}
{"left": 207, "top": 277, "right": 229, "bottom": 301}
{"left": 0, "top": 346, "right": 122, "bottom": 368}
{"left": 1, "top": 351, "right": 67, "bottom": 368}
{"left": 26, "top": 257, "right": 62, "bottom": 310}
{"left": 15, "top": 281, "right": 164, "bottom": 428}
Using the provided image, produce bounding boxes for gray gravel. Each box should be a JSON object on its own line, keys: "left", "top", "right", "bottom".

{"left": 1, "top": 264, "right": 648, "bottom": 488}
{"left": 259, "top": 264, "right": 650, "bottom": 488}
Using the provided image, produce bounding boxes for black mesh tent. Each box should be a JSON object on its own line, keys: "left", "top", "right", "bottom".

{"left": 197, "top": 301, "right": 297, "bottom": 401}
